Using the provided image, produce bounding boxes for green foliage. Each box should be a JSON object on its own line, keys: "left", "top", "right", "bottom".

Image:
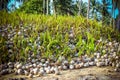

{"left": 86, "top": 32, "right": 95, "bottom": 55}
{"left": 0, "top": 11, "right": 120, "bottom": 63}
{"left": 76, "top": 0, "right": 87, "bottom": 16}
{"left": 17, "top": 0, "right": 43, "bottom": 14}
{"left": 76, "top": 32, "right": 95, "bottom": 56}
{"left": 54, "top": 0, "right": 76, "bottom": 15}
{"left": 76, "top": 35, "right": 83, "bottom": 56}
{"left": 17, "top": 0, "right": 79, "bottom": 15}
{"left": 0, "top": 35, "right": 8, "bottom": 63}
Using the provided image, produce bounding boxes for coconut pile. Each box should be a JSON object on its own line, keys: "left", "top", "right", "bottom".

{"left": 0, "top": 39, "right": 120, "bottom": 78}
{"left": 0, "top": 25, "right": 120, "bottom": 79}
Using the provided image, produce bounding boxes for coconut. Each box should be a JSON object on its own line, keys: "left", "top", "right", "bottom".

{"left": 54, "top": 67, "right": 58, "bottom": 71}
{"left": 79, "top": 62, "right": 84, "bottom": 68}
{"left": 55, "top": 70, "right": 60, "bottom": 75}
{"left": 103, "top": 54, "right": 108, "bottom": 59}
{"left": 33, "top": 63, "right": 37, "bottom": 68}
{"left": 18, "top": 31, "right": 21, "bottom": 35}
{"left": 43, "top": 63, "right": 47, "bottom": 67}
{"left": 30, "top": 69, "right": 34, "bottom": 74}
{"left": 116, "top": 63, "right": 120, "bottom": 68}
{"left": 62, "top": 65, "right": 68, "bottom": 70}
{"left": 84, "top": 62, "right": 89, "bottom": 67}
{"left": 50, "top": 67, "right": 55, "bottom": 73}
{"left": 63, "top": 60, "right": 69, "bottom": 66}
{"left": 101, "top": 55, "right": 104, "bottom": 59}
{"left": 31, "top": 59, "right": 36, "bottom": 63}
{"left": 8, "top": 62, "right": 13, "bottom": 66}
{"left": 36, "top": 61, "right": 40, "bottom": 65}
{"left": 96, "top": 55, "right": 101, "bottom": 59}
{"left": 83, "top": 57, "right": 92, "bottom": 62}
{"left": 55, "top": 61, "right": 61, "bottom": 66}
{"left": 94, "top": 59, "right": 99, "bottom": 63}
{"left": 45, "top": 61, "right": 50, "bottom": 65}
{"left": 70, "top": 60, "right": 75, "bottom": 65}
{"left": 28, "top": 74, "right": 33, "bottom": 78}
{"left": 69, "top": 65, "right": 74, "bottom": 70}
{"left": 29, "top": 64, "right": 33, "bottom": 68}
{"left": 114, "top": 68, "right": 119, "bottom": 72}
{"left": 9, "top": 64, "right": 14, "bottom": 69}
{"left": 46, "top": 69, "right": 51, "bottom": 74}
{"left": 105, "top": 59, "right": 109, "bottom": 66}
{"left": 58, "top": 66, "right": 63, "bottom": 70}
{"left": 75, "top": 64, "right": 80, "bottom": 69}
{"left": 37, "top": 64, "right": 41, "bottom": 68}
{"left": 76, "top": 58, "right": 82, "bottom": 63}
{"left": 39, "top": 69, "right": 45, "bottom": 76}
{"left": 8, "top": 69, "right": 14, "bottom": 74}
{"left": 89, "top": 62, "right": 95, "bottom": 66}
{"left": 21, "top": 66, "right": 25, "bottom": 70}
{"left": 33, "top": 68, "right": 39, "bottom": 75}
{"left": 108, "top": 42, "right": 112, "bottom": 46}
{"left": 101, "top": 59, "right": 105, "bottom": 62}
{"left": 96, "top": 62, "right": 105, "bottom": 67}
{"left": 41, "top": 59, "right": 45, "bottom": 63}
{"left": 40, "top": 67, "right": 44, "bottom": 71}
{"left": 112, "top": 62, "right": 116, "bottom": 67}
{"left": 69, "top": 33, "right": 74, "bottom": 38}
{"left": 113, "top": 52, "right": 117, "bottom": 57}
{"left": 115, "top": 56, "right": 119, "bottom": 60}
{"left": 44, "top": 67, "right": 47, "bottom": 71}
{"left": 16, "top": 63, "right": 22, "bottom": 69}
{"left": 39, "top": 62, "right": 43, "bottom": 66}
{"left": 24, "top": 70, "right": 29, "bottom": 76}
{"left": 94, "top": 53, "right": 97, "bottom": 56}
{"left": 17, "top": 69, "right": 23, "bottom": 75}
{"left": 8, "top": 49, "right": 13, "bottom": 53}
{"left": 0, "top": 69, "right": 9, "bottom": 75}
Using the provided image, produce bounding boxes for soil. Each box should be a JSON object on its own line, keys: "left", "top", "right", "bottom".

{"left": 0, "top": 66, "right": 120, "bottom": 80}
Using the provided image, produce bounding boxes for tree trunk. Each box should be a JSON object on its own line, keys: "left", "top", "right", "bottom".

{"left": 87, "top": 0, "right": 90, "bottom": 20}
{"left": 116, "top": 9, "right": 120, "bottom": 31}
{"left": 46, "top": 0, "right": 49, "bottom": 15}
{"left": 53, "top": 0, "right": 56, "bottom": 15}
{"left": 112, "top": 0, "right": 115, "bottom": 28}
{"left": 78, "top": 0, "right": 82, "bottom": 15}
{"left": 50, "top": 0, "right": 53, "bottom": 14}
{"left": 112, "top": 0, "right": 120, "bottom": 31}
{"left": 102, "top": 0, "right": 106, "bottom": 25}
{"left": 43, "top": 0, "right": 45, "bottom": 14}
{"left": 0, "top": 0, "right": 2, "bottom": 10}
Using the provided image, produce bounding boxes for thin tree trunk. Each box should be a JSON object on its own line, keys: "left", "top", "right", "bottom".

{"left": 117, "top": 9, "right": 120, "bottom": 31}
{"left": 53, "top": 0, "right": 56, "bottom": 15}
{"left": 4, "top": 0, "right": 6, "bottom": 9}
{"left": 78, "top": 0, "right": 82, "bottom": 15}
{"left": 87, "top": 0, "right": 90, "bottom": 20}
{"left": 102, "top": 0, "right": 106, "bottom": 25}
{"left": 50, "top": 0, "right": 53, "bottom": 14}
{"left": 112, "top": 0, "right": 120, "bottom": 31}
{"left": 46, "top": 0, "right": 49, "bottom": 15}
{"left": 0, "top": 0, "right": 2, "bottom": 10}
{"left": 43, "top": 0, "right": 45, "bottom": 14}
{"left": 112, "top": 1, "right": 115, "bottom": 28}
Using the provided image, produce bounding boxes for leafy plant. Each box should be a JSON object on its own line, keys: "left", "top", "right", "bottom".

{"left": 86, "top": 32, "right": 95, "bottom": 54}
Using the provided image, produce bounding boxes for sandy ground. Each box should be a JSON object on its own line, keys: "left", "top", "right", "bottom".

{"left": 1, "top": 66, "right": 120, "bottom": 80}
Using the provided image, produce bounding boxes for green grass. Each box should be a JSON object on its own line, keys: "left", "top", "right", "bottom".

{"left": 0, "top": 11, "right": 120, "bottom": 63}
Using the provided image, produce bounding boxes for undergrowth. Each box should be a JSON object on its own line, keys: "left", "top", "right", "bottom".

{"left": 0, "top": 11, "right": 120, "bottom": 63}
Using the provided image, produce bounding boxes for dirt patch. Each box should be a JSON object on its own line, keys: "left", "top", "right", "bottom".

{"left": 1, "top": 66, "right": 120, "bottom": 80}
